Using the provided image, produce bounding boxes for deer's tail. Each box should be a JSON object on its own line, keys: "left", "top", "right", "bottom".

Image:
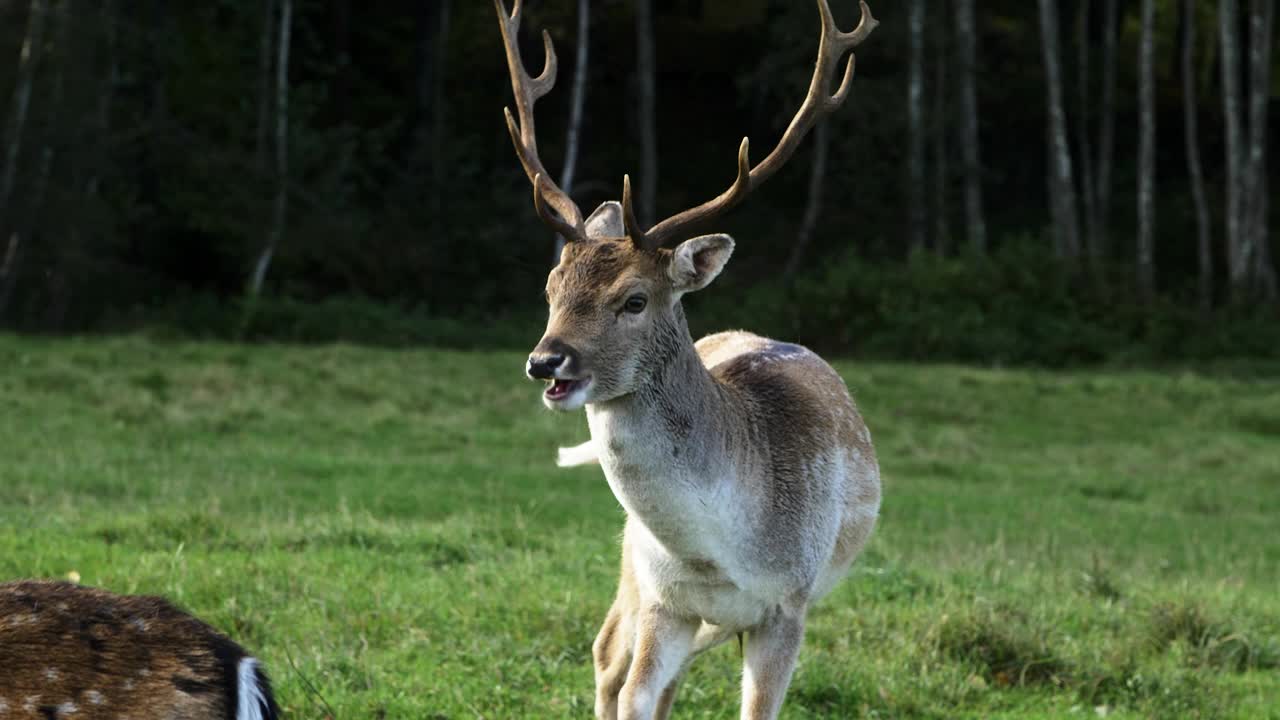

{"left": 557, "top": 440, "right": 599, "bottom": 467}
{"left": 236, "top": 657, "right": 280, "bottom": 720}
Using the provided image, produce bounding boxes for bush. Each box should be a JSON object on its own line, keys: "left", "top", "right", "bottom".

{"left": 693, "top": 240, "right": 1280, "bottom": 367}
{"left": 82, "top": 240, "right": 1280, "bottom": 367}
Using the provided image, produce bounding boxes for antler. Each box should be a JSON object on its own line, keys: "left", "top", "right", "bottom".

{"left": 625, "top": 0, "right": 878, "bottom": 250}
{"left": 495, "top": 0, "right": 586, "bottom": 242}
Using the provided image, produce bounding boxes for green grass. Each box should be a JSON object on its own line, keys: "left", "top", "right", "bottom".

{"left": 1, "top": 334, "right": 1277, "bottom": 719}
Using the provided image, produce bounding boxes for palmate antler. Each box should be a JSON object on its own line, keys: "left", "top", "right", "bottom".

{"left": 625, "top": 0, "right": 878, "bottom": 250}
{"left": 495, "top": 0, "right": 586, "bottom": 243}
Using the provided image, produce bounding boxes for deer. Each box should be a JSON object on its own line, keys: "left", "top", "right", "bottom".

{"left": 0, "top": 580, "right": 279, "bottom": 720}
{"left": 494, "top": 1, "right": 881, "bottom": 718}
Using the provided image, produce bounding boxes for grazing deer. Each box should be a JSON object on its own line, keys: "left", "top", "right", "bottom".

{"left": 495, "top": 1, "right": 881, "bottom": 718}
{"left": 0, "top": 580, "right": 279, "bottom": 720}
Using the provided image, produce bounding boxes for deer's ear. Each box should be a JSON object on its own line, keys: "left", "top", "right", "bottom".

{"left": 668, "top": 234, "right": 734, "bottom": 294}
{"left": 584, "top": 201, "right": 625, "bottom": 239}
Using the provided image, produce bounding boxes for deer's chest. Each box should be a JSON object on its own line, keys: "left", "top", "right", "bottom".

{"left": 591, "top": 433, "right": 776, "bottom": 626}
{"left": 625, "top": 517, "right": 773, "bottom": 630}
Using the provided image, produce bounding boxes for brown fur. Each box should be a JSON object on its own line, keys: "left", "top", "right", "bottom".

{"left": 513, "top": 5, "right": 882, "bottom": 716}
{"left": 544, "top": 224, "right": 880, "bottom": 720}
{"left": 0, "top": 581, "right": 272, "bottom": 720}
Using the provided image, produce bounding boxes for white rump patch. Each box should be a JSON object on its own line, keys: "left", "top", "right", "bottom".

{"left": 556, "top": 440, "right": 599, "bottom": 467}
{"left": 236, "top": 658, "right": 271, "bottom": 720}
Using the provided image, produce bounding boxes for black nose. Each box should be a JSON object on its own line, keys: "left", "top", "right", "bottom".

{"left": 526, "top": 353, "right": 565, "bottom": 380}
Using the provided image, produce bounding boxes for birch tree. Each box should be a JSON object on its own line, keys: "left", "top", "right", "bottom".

{"left": 954, "top": 0, "right": 986, "bottom": 254}
{"left": 1243, "top": 0, "right": 1276, "bottom": 297}
{"left": 907, "top": 0, "right": 926, "bottom": 253}
{"left": 1182, "top": 0, "right": 1212, "bottom": 309}
{"left": 634, "top": 0, "right": 658, "bottom": 227}
{"left": 1220, "top": 0, "right": 1246, "bottom": 293}
{"left": 1037, "top": 0, "right": 1082, "bottom": 260}
{"left": 1093, "top": 0, "right": 1118, "bottom": 265}
{"left": 553, "top": 0, "right": 589, "bottom": 261}
{"left": 249, "top": 0, "right": 292, "bottom": 298}
{"left": 1075, "top": 0, "right": 1098, "bottom": 262}
{"left": 1136, "top": 0, "right": 1156, "bottom": 299}
{"left": 255, "top": 0, "right": 277, "bottom": 173}
{"left": 933, "top": 1, "right": 951, "bottom": 254}
{"left": 783, "top": 121, "right": 830, "bottom": 279}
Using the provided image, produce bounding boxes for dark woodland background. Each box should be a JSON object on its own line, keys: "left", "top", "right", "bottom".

{"left": 0, "top": 0, "right": 1276, "bottom": 365}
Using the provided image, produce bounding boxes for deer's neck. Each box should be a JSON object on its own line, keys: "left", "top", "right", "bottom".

{"left": 585, "top": 313, "right": 738, "bottom": 530}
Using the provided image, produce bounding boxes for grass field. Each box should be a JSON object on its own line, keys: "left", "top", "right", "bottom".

{"left": 1, "top": 334, "right": 1277, "bottom": 718}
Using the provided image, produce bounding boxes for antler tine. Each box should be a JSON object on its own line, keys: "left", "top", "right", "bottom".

{"left": 533, "top": 173, "right": 582, "bottom": 241}
{"left": 495, "top": 0, "right": 585, "bottom": 241}
{"left": 631, "top": 0, "right": 876, "bottom": 250}
{"left": 625, "top": 138, "right": 751, "bottom": 250}
{"left": 622, "top": 175, "right": 643, "bottom": 242}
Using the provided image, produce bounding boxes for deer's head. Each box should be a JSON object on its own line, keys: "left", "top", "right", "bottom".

{"left": 495, "top": 0, "right": 877, "bottom": 410}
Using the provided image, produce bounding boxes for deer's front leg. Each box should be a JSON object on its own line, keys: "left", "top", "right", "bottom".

{"left": 617, "top": 605, "right": 698, "bottom": 720}
{"left": 740, "top": 609, "right": 806, "bottom": 720}
{"left": 593, "top": 598, "right": 634, "bottom": 720}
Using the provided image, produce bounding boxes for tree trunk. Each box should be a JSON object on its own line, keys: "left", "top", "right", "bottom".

{"left": 0, "top": 233, "right": 19, "bottom": 318}
{"left": 332, "top": 0, "right": 351, "bottom": 116}
{"left": 431, "top": 2, "right": 451, "bottom": 212}
{"left": 1220, "top": 0, "right": 1246, "bottom": 294}
{"left": 1183, "top": 0, "right": 1213, "bottom": 310}
{"left": 1075, "top": 0, "right": 1098, "bottom": 264}
{"left": 255, "top": 0, "right": 276, "bottom": 173}
{"left": 783, "top": 120, "right": 830, "bottom": 279}
{"left": 1037, "top": 0, "right": 1082, "bottom": 260}
{"left": 634, "top": 0, "right": 658, "bottom": 227}
{"left": 1244, "top": 0, "right": 1276, "bottom": 297}
{"left": 249, "top": 0, "right": 292, "bottom": 298}
{"left": 26, "top": 0, "right": 71, "bottom": 239}
{"left": 86, "top": 0, "right": 119, "bottom": 200}
{"left": 553, "top": 0, "right": 589, "bottom": 262}
{"left": 411, "top": 0, "right": 443, "bottom": 170}
{"left": 907, "top": 0, "right": 926, "bottom": 254}
{"left": 0, "top": 0, "right": 48, "bottom": 319}
{"left": 954, "top": 0, "right": 986, "bottom": 254}
{"left": 932, "top": 0, "right": 951, "bottom": 255}
{"left": 147, "top": 0, "right": 169, "bottom": 129}
{"left": 1136, "top": 0, "right": 1157, "bottom": 299}
{"left": 1093, "top": 0, "right": 1118, "bottom": 265}
{"left": 0, "top": 0, "right": 47, "bottom": 237}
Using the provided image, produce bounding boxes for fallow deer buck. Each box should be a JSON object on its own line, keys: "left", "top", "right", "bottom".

{"left": 496, "top": 1, "right": 881, "bottom": 718}
{"left": 0, "top": 580, "right": 279, "bottom": 720}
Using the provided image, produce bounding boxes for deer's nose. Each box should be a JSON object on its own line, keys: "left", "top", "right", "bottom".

{"left": 526, "top": 353, "right": 565, "bottom": 380}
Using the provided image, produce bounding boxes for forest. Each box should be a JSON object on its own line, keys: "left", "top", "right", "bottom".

{"left": 0, "top": 0, "right": 1277, "bottom": 364}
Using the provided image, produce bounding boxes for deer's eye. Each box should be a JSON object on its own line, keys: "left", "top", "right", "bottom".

{"left": 623, "top": 295, "right": 648, "bottom": 314}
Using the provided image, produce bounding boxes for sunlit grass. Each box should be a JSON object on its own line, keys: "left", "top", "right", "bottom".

{"left": 1, "top": 335, "right": 1277, "bottom": 718}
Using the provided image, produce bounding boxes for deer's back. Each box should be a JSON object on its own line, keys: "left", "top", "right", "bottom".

{"left": 696, "top": 330, "right": 870, "bottom": 460}
{"left": 0, "top": 580, "right": 254, "bottom": 719}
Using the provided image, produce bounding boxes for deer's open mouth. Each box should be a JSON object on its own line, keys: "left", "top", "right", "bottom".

{"left": 545, "top": 377, "right": 588, "bottom": 402}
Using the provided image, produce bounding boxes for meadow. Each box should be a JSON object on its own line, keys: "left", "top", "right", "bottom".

{"left": 0, "top": 334, "right": 1277, "bottom": 718}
